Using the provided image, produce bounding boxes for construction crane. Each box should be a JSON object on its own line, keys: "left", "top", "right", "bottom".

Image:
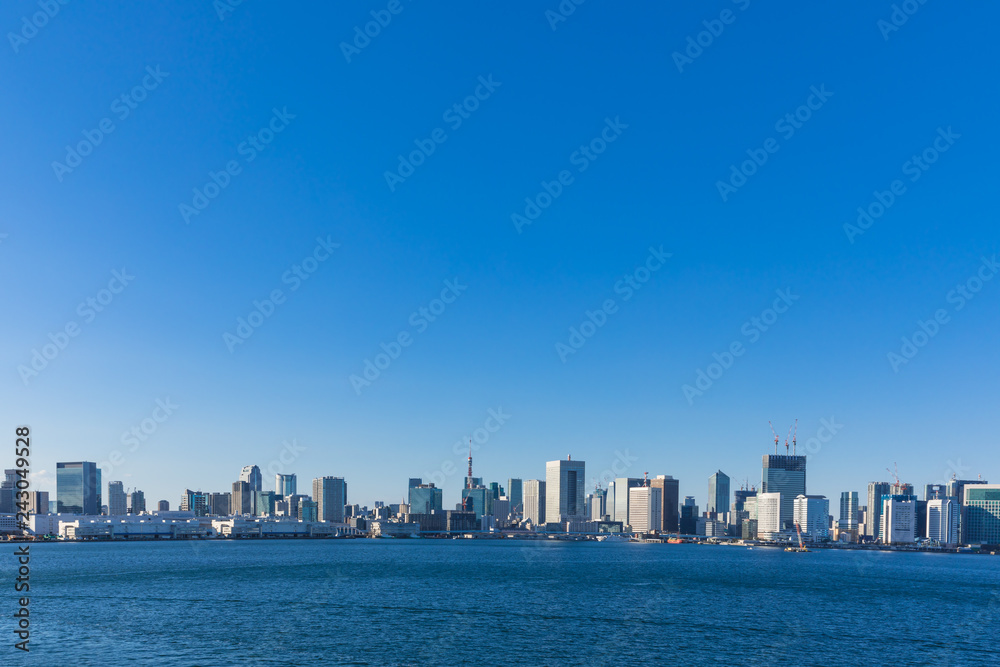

{"left": 886, "top": 463, "right": 900, "bottom": 487}
{"left": 769, "top": 421, "right": 779, "bottom": 454}
{"left": 466, "top": 440, "right": 473, "bottom": 489}
{"left": 784, "top": 424, "right": 793, "bottom": 454}
{"left": 792, "top": 419, "right": 798, "bottom": 455}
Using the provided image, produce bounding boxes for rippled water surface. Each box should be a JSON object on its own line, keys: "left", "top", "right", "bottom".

{"left": 3, "top": 539, "right": 999, "bottom": 665}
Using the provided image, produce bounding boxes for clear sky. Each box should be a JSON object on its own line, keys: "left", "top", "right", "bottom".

{"left": 3, "top": 1, "right": 998, "bottom": 511}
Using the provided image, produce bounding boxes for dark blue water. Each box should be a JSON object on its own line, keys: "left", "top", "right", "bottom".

{"left": 2, "top": 539, "right": 999, "bottom": 665}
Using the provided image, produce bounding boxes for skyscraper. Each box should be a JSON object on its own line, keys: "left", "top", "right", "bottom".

{"left": 313, "top": 477, "right": 347, "bottom": 523}
{"left": 107, "top": 481, "right": 128, "bottom": 516}
{"left": 275, "top": 474, "right": 297, "bottom": 498}
{"left": 129, "top": 490, "right": 146, "bottom": 514}
{"left": 240, "top": 465, "right": 262, "bottom": 492}
{"left": 924, "top": 484, "right": 947, "bottom": 500}
{"left": 545, "top": 458, "right": 586, "bottom": 523}
{"left": 865, "top": 482, "right": 891, "bottom": 540}
{"left": 28, "top": 491, "right": 49, "bottom": 515}
{"left": 523, "top": 479, "right": 546, "bottom": 525}
{"left": 794, "top": 495, "right": 830, "bottom": 540}
{"left": 231, "top": 481, "right": 253, "bottom": 516}
{"left": 56, "top": 462, "right": 99, "bottom": 515}
{"left": 880, "top": 494, "right": 917, "bottom": 545}
{"left": 761, "top": 455, "right": 806, "bottom": 530}
{"left": 680, "top": 496, "right": 699, "bottom": 535}
{"left": 628, "top": 485, "right": 662, "bottom": 532}
{"left": 756, "top": 492, "right": 782, "bottom": 537}
{"left": 651, "top": 475, "right": 680, "bottom": 532}
{"left": 926, "top": 497, "right": 960, "bottom": 546}
{"left": 963, "top": 485, "right": 1000, "bottom": 545}
{"left": 588, "top": 487, "right": 607, "bottom": 521}
{"left": 612, "top": 477, "right": 644, "bottom": 526}
{"left": 507, "top": 478, "right": 523, "bottom": 514}
{"left": 181, "top": 489, "right": 210, "bottom": 516}
{"left": 839, "top": 491, "right": 859, "bottom": 531}
{"left": 157, "top": 500, "right": 170, "bottom": 512}
{"left": 708, "top": 471, "right": 730, "bottom": 515}
{"left": 409, "top": 483, "right": 443, "bottom": 514}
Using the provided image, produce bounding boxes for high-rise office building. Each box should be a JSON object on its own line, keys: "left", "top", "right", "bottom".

{"left": 839, "top": 491, "right": 859, "bottom": 531}
{"left": 461, "top": 486, "right": 491, "bottom": 519}
{"left": 256, "top": 491, "right": 276, "bottom": 516}
{"left": 588, "top": 487, "right": 607, "bottom": 521}
{"left": 761, "top": 454, "right": 806, "bottom": 530}
{"left": 612, "top": 478, "right": 644, "bottom": 526}
{"left": 880, "top": 494, "right": 917, "bottom": 544}
{"left": 231, "top": 481, "right": 254, "bottom": 516}
{"left": 733, "top": 488, "right": 756, "bottom": 514}
{"left": 963, "top": 485, "right": 1000, "bottom": 545}
{"left": 107, "top": 481, "right": 128, "bottom": 516}
{"left": 56, "top": 462, "right": 100, "bottom": 515}
{"left": 926, "top": 497, "right": 960, "bottom": 546}
{"left": 409, "top": 483, "right": 443, "bottom": 514}
{"left": 0, "top": 469, "right": 15, "bottom": 514}
{"left": 756, "top": 492, "right": 782, "bottom": 537}
{"left": 507, "top": 478, "right": 523, "bottom": 514}
{"left": 299, "top": 500, "right": 318, "bottom": 522}
{"left": 545, "top": 458, "right": 586, "bottom": 523}
{"left": 275, "top": 474, "right": 297, "bottom": 499}
{"left": 313, "top": 477, "right": 347, "bottom": 523}
{"left": 181, "top": 489, "right": 210, "bottom": 516}
{"left": 891, "top": 482, "right": 915, "bottom": 496}
{"left": 680, "top": 496, "right": 699, "bottom": 535}
{"left": 240, "top": 465, "right": 262, "bottom": 493}
{"left": 866, "top": 482, "right": 891, "bottom": 540}
{"left": 628, "top": 485, "right": 662, "bottom": 533}
{"left": 408, "top": 478, "right": 423, "bottom": 488}
{"left": 208, "top": 492, "right": 230, "bottom": 516}
{"left": 158, "top": 500, "right": 170, "bottom": 512}
{"left": 924, "top": 484, "right": 947, "bottom": 501}
{"left": 651, "top": 475, "right": 680, "bottom": 532}
{"left": 947, "top": 479, "right": 988, "bottom": 506}
{"left": 488, "top": 482, "right": 504, "bottom": 500}
{"left": 523, "top": 479, "right": 546, "bottom": 525}
{"left": 794, "top": 495, "right": 830, "bottom": 540}
{"left": 28, "top": 491, "right": 49, "bottom": 515}
{"left": 129, "top": 490, "right": 145, "bottom": 514}
{"left": 708, "top": 471, "right": 730, "bottom": 514}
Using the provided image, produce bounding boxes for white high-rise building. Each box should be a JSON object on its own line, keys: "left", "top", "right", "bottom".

{"left": 757, "top": 492, "right": 782, "bottom": 538}
{"left": 793, "top": 495, "right": 830, "bottom": 541}
{"left": 880, "top": 495, "right": 917, "bottom": 544}
{"left": 545, "top": 458, "right": 586, "bottom": 523}
{"left": 523, "top": 480, "right": 546, "bottom": 526}
{"left": 926, "top": 497, "right": 960, "bottom": 546}
{"left": 628, "top": 485, "right": 662, "bottom": 533}
{"left": 275, "top": 473, "right": 296, "bottom": 498}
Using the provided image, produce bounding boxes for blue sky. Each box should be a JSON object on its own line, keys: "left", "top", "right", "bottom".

{"left": 3, "top": 1, "right": 998, "bottom": 510}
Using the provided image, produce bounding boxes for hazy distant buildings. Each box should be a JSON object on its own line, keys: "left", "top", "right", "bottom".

{"left": 761, "top": 455, "right": 806, "bottom": 530}
{"left": 545, "top": 458, "right": 586, "bottom": 523}
{"left": 240, "top": 465, "right": 262, "bottom": 493}
{"left": 866, "top": 482, "right": 891, "bottom": 541}
{"left": 409, "top": 483, "right": 443, "bottom": 515}
{"left": 963, "top": 485, "right": 1000, "bottom": 545}
{"left": 313, "top": 476, "right": 347, "bottom": 523}
{"left": 881, "top": 494, "right": 917, "bottom": 545}
{"left": 56, "top": 462, "right": 100, "bottom": 515}
{"left": 628, "top": 485, "right": 662, "bottom": 533}
{"left": 275, "top": 474, "right": 296, "bottom": 499}
{"left": 129, "top": 490, "right": 145, "bottom": 514}
{"left": 107, "top": 481, "right": 128, "bottom": 516}
{"left": 926, "top": 497, "right": 960, "bottom": 546}
{"left": 523, "top": 480, "right": 546, "bottom": 525}
{"left": 588, "top": 487, "right": 607, "bottom": 521}
{"left": 651, "top": 475, "right": 680, "bottom": 532}
{"left": 158, "top": 500, "right": 170, "bottom": 512}
{"left": 708, "top": 471, "right": 730, "bottom": 514}
{"left": 794, "top": 495, "right": 829, "bottom": 540}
